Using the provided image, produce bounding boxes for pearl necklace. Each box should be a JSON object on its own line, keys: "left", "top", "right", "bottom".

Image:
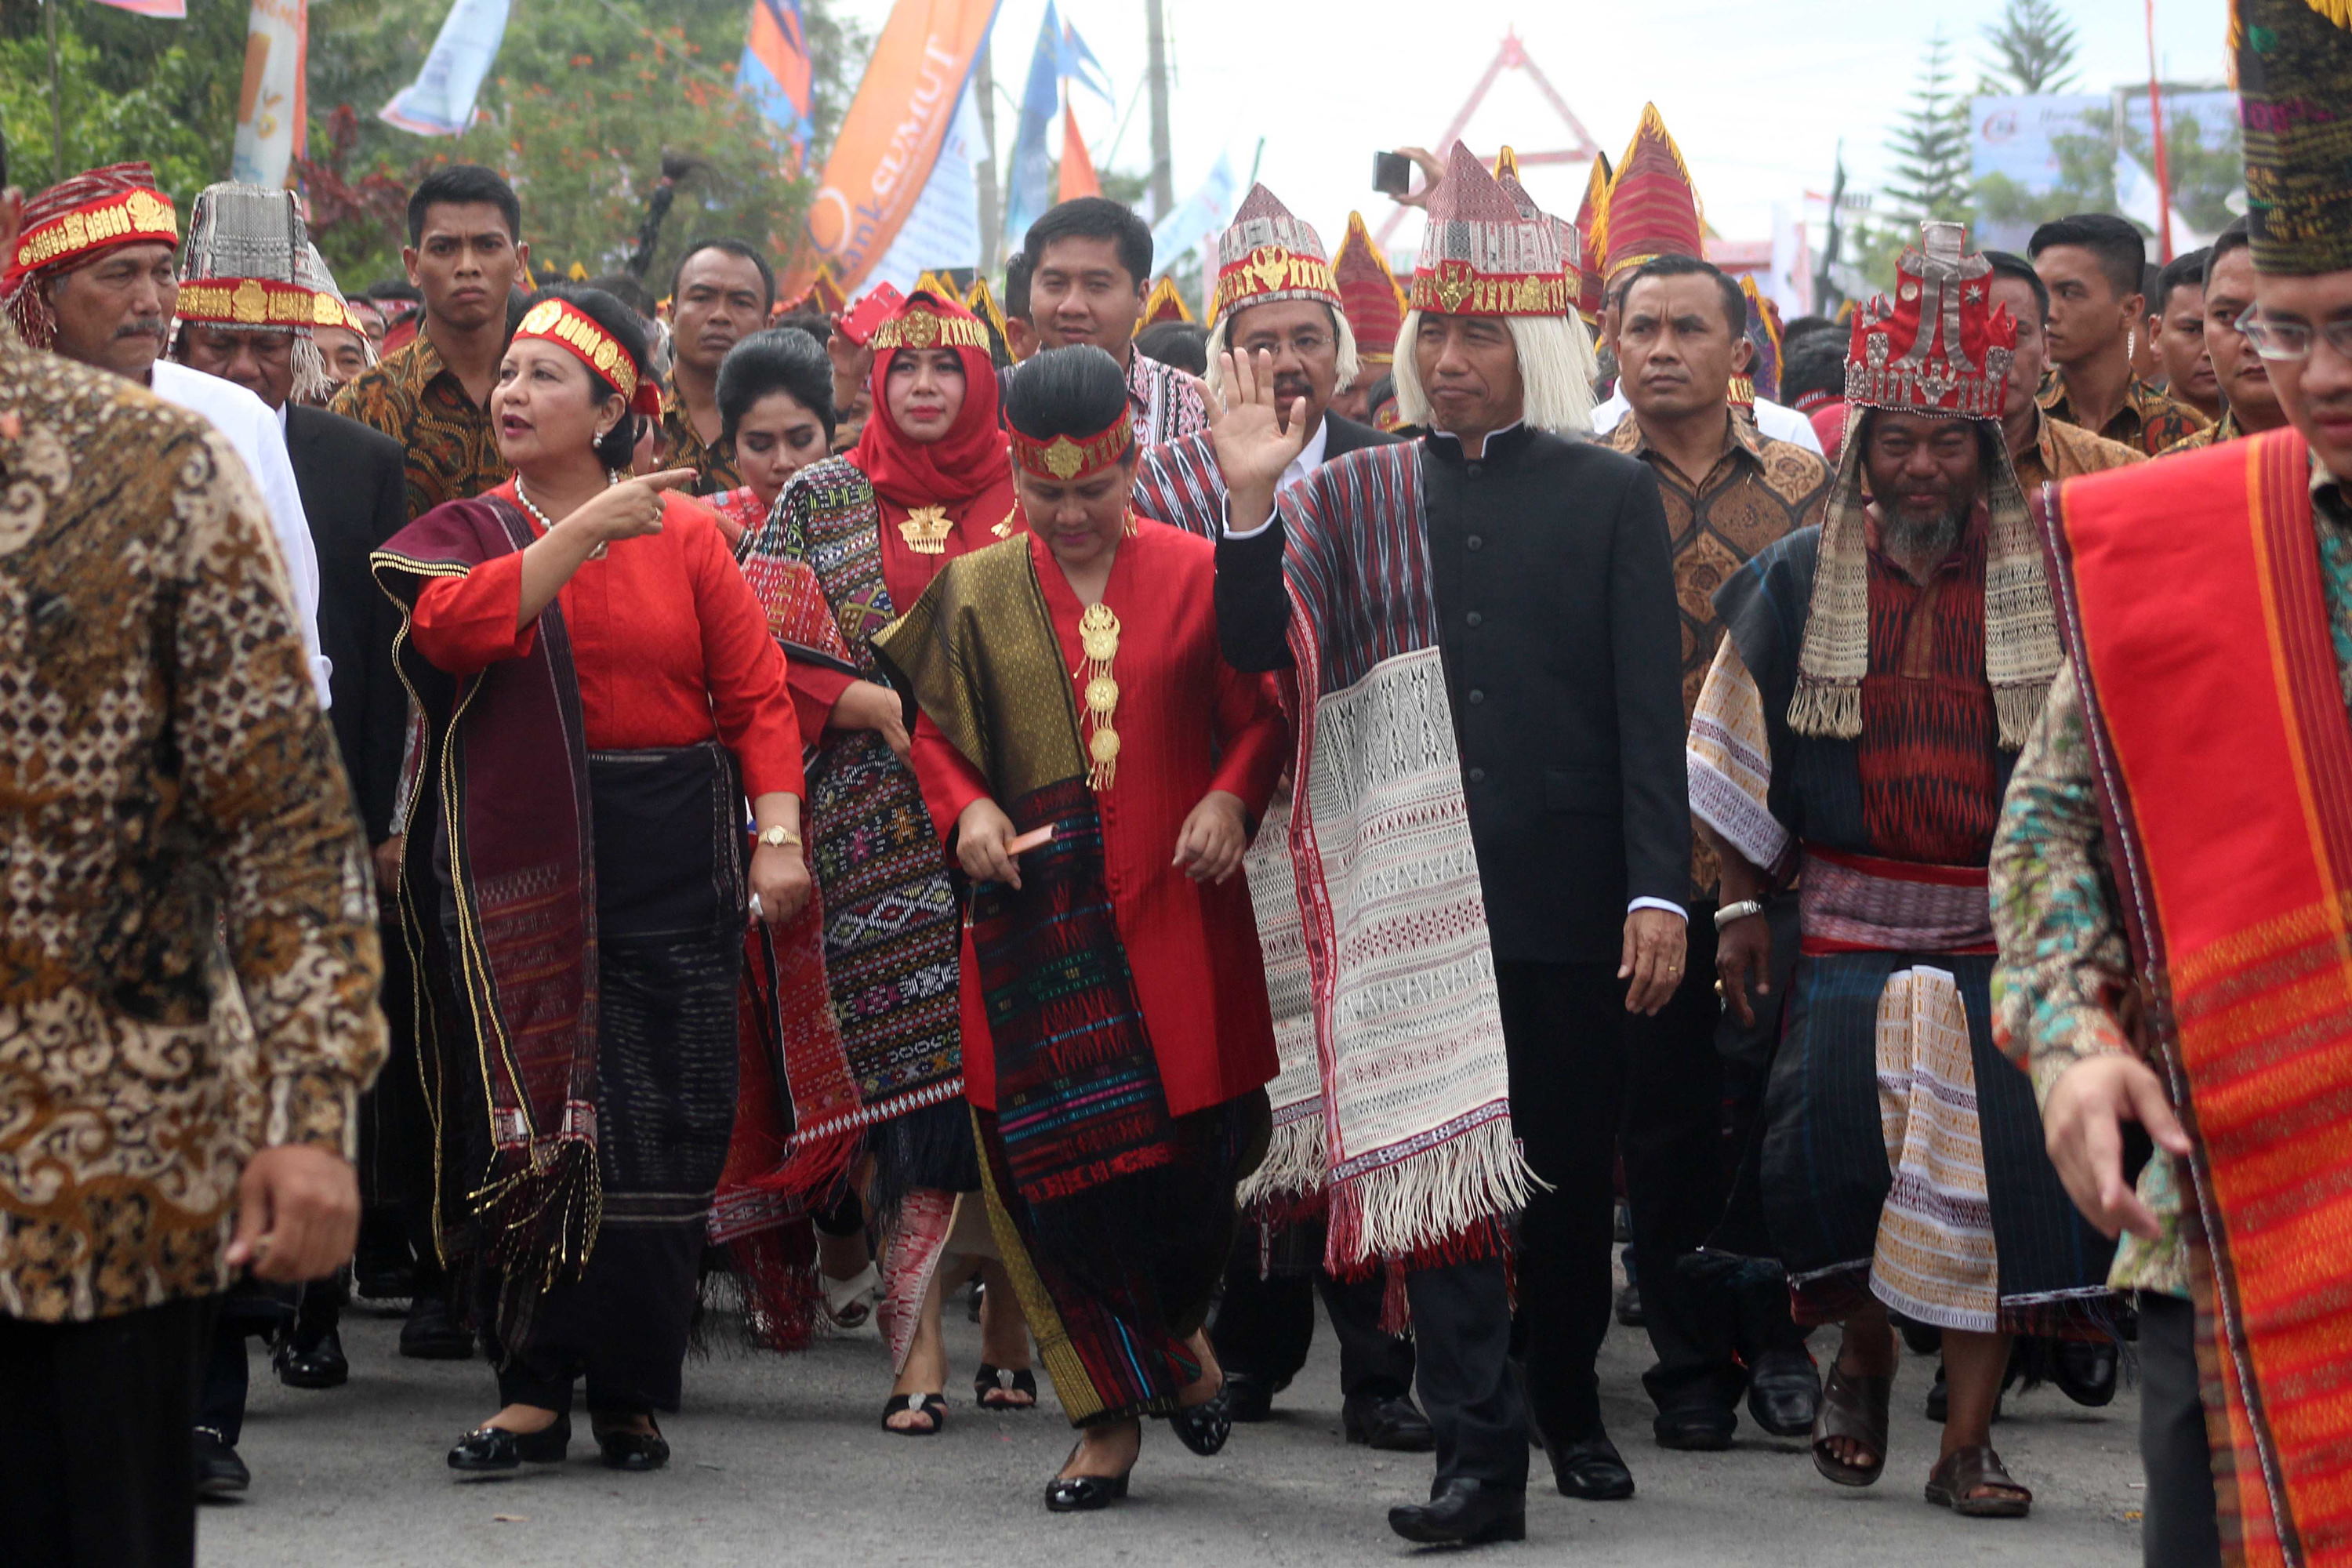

{"left": 515, "top": 472, "right": 613, "bottom": 559}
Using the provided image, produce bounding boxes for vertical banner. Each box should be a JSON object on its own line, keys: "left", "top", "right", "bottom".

{"left": 379, "top": 0, "right": 512, "bottom": 137}
{"left": 782, "top": 0, "right": 1000, "bottom": 297}
{"left": 869, "top": 78, "right": 986, "bottom": 292}
{"left": 739, "top": 0, "right": 815, "bottom": 157}
{"left": 1000, "top": 3, "right": 1061, "bottom": 253}
{"left": 230, "top": 0, "right": 308, "bottom": 187}
{"left": 1148, "top": 151, "right": 1240, "bottom": 275}
{"left": 1057, "top": 100, "right": 1099, "bottom": 201}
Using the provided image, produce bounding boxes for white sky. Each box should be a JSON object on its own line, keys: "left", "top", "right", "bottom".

{"left": 830, "top": 0, "right": 2234, "bottom": 261}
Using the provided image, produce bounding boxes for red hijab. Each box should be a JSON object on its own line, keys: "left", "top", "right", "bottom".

{"left": 851, "top": 291, "right": 1012, "bottom": 510}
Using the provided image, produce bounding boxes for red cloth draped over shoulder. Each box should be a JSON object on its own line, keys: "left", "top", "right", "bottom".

{"left": 408, "top": 481, "right": 806, "bottom": 801}
{"left": 2047, "top": 427, "right": 2352, "bottom": 1566}
{"left": 904, "top": 523, "right": 1289, "bottom": 1116}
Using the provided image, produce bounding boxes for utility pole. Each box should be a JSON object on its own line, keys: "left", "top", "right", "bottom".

{"left": 1144, "top": 0, "right": 1174, "bottom": 216}
{"left": 975, "top": 43, "right": 1001, "bottom": 277}
{"left": 1815, "top": 142, "right": 1847, "bottom": 313}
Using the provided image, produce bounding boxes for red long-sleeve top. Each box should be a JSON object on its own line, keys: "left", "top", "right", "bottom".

{"left": 408, "top": 484, "right": 806, "bottom": 801}
{"left": 909, "top": 523, "right": 1290, "bottom": 1116}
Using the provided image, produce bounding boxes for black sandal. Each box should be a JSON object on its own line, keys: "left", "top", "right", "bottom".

{"left": 976, "top": 1363, "right": 1039, "bottom": 1410}
{"left": 881, "top": 1392, "right": 947, "bottom": 1436}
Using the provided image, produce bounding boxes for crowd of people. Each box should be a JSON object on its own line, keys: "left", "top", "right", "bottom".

{"left": 2, "top": 3, "right": 2350, "bottom": 1562}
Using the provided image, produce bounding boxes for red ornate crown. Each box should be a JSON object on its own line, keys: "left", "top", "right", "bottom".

{"left": 1844, "top": 221, "right": 2015, "bottom": 421}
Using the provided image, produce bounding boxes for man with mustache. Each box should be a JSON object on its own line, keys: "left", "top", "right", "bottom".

{"left": 1, "top": 162, "right": 326, "bottom": 708}
{"left": 1691, "top": 221, "right": 2115, "bottom": 1523}
{"left": 1996, "top": 6, "right": 2352, "bottom": 1558}
{"left": 1598, "top": 252, "right": 1829, "bottom": 1454}
{"left": 1127, "top": 187, "right": 1425, "bottom": 1454}
{"left": 662, "top": 238, "right": 773, "bottom": 491}
{"left": 2159, "top": 218, "right": 2289, "bottom": 459}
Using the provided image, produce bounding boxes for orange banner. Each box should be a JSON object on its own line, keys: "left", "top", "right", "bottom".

{"left": 1057, "top": 100, "right": 1098, "bottom": 202}
{"left": 781, "top": 0, "right": 996, "bottom": 299}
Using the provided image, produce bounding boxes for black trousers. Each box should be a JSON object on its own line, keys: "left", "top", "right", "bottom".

{"left": 1498, "top": 960, "right": 1627, "bottom": 1441}
{"left": 1621, "top": 904, "right": 1809, "bottom": 1417}
{"left": 1406, "top": 1255, "right": 1529, "bottom": 1490}
{"left": 358, "top": 909, "right": 450, "bottom": 1299}
{"left": 0, "top": 1297, "right": 214, "bottom": 1567}
{"left": 1210, "top": 1221, "right": 1415, "bottom": 1401}
{"left": 2140, "top": 1292, "right": 2222, "bottom": 1568}
{"left": 197, "top": 1277, "right": 341, "bottom": 1445}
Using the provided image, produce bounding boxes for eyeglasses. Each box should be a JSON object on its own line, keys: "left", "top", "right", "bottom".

{"left": 2235, "top": 304, "right": 2352, "bottom": 363}
{"left": 1237, "top": 332, "right": 1334, "bottom": 360}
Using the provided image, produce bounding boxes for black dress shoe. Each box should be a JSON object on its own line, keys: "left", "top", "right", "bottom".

{"left": 1388, "top": 1478, "right": 1526, "bottom": 1545}
{"left": 274, "top": 1326, "right": 350, "bottom": 1389}
{"left": 594, "top": 1421, "right": 670, "bottom": 1472}
{"left": 1745, "top": 1346, "right": 1822, "bottom": 1437}
{"left": 1225, "top": 1370, "right": 1276, "bottom": 1423}
{"left": 1344, "top": 1392, "right": 1436, "bottom": 1453}
{"left": 1653, "top": 1406, "right": 1737, "bottom": 1451}
{"left": 401, "top": 1294, "right": 474, "bottom": 1360}
{"left": 194, "top": 1428, "right": 250, "bottom": 1500}
{"left": 1044, "top": 1471, "right": 1130, "bottom": 1512}
{"left": 2054, "top": 1338, "right": 2119, "bottom": 1408}
{"left": 1547, "top": 1434, "right": 1635, "bottom": 1500}
{"left": 1168, "top": 1377, "right": 1232, "bottom": 1457}
{"left": 447, "top": 1415, "right": 571, "bottom": 1474}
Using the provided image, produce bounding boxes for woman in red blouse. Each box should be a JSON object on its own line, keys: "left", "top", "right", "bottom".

{"left": 875, "top": 345, "right": 1288, "bottom": 1512}
{"left": 374, "top": 288, "right": 811, "bottom": 1479}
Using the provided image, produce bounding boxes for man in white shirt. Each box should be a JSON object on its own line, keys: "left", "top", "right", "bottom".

{"left": 1592, "top": 376, "right": 1826, "bottom": 455}
{"left": 2, "top": 163, "right": 328, "bottom": 706}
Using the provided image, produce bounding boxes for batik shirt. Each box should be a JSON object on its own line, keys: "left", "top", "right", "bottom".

{"left": 2158, "top": 408, "right": 2244, "bottom": 458}
{"left": 1127, "top": 349, "right": 1209, "bottom": 448}
{"left": 2038, "top": 372, "right": 2210, "bottom": 458}
{"left": 2010, "top": 405, "right": 2145, "bottom": 496}
{"left": 1992, "top": 462, "right": 2352, "bottom": 1297}
{"left": 1601, "top": 409, "right": 1831, "bottom": 895}
{"left": 662, "top": 391, "right": 742, "bottom": 492}
{"left": 329, "top": 331, "right": 507, "bottom": 523}
{"left": 0, "top": 324, "right": 387, "bottom": 1322}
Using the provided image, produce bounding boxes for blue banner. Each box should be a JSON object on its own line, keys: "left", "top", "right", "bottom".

{"left": 1000, "top": 2, "right": 1062, "bottom": 252}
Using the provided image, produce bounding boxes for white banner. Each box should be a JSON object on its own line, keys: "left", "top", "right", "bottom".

{"left": 380, "top": 0, "right": 511, "bottom": 137}
{"left": 230, "top": 0, "right": 308, "bottom": 187}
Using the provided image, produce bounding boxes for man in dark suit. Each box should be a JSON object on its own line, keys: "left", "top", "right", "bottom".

{"left": 1129, "top": 187, "right": 1428, "bottom": 1455}
{"left": 169, "top": 187, "right": 411, "bottom": 1497}
{"left": 1207, "top": 147, "right": 1688, "bottom": 1548}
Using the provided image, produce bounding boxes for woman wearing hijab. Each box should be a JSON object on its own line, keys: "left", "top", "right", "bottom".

{"left": 373, "top": 287, "right": 813, "bottom": 1477}
{"left": 873, "top": 344, "right": 1288, "bottom": 1510}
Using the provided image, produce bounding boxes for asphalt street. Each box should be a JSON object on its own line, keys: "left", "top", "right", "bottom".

{"left": 200, "top": 1281, "right": 2145, "bottom": 1566}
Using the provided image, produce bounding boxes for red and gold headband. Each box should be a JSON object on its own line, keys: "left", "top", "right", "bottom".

{"left": 514, "top": 296, "right": 660, "bottom": 416}
{"left": 1010, "top": 413, "right": 1134, "bottom": 481}
{"left": 1210, "top": 242, "right": 1341, "bottom": 323}
{"left": 1408, "top": 257, "right": 1573, "bottom": 317}
{"left": 9, "top": 187, "right": 178, "bottom": 281}
{"left": 869, "top": 303, "right": 991, "bottom": 353}
{"left": 176, "top": 277, "right": 346, "bottom": 332}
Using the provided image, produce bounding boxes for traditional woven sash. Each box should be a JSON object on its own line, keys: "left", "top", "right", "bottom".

{"left": 372, "top": 498, "right": 602, "bottom": 1295}
{"left": 1277, "top": 441, "right": 1531, "bottom": 1269}
{"left": 1798, "top": 845, "right": 1995, "bottom": 957}
{"left": 2046, "top": 429, "right": 2352, "bottom": 1566}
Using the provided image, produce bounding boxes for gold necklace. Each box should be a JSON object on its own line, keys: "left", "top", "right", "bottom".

{"left": 1077, "top": 601, "right": 1121, "bottom": 789}
{"left": 898, "top": 503, "right": 954, "bottom": 554}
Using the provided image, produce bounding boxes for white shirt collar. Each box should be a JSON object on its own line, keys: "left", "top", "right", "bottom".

{"left": 1279, "top": 414, "right": 1332, "bottom": 490}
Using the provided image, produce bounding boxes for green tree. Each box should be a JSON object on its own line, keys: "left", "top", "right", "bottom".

{"left": 1980, "top": 0, "right": 2081, "bottom": 96}
{"left": 1884, "top": 31, "right": 1973, "bottom": 223}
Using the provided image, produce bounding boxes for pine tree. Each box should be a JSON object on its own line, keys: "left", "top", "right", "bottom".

{"left": 1982, "top": 0, "right": 2082, "bottom": 96}
{"left": 1885, "top": 31, "right": 1975, "bottom": 223}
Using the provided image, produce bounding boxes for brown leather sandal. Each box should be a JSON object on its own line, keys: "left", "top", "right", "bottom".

{"left": 1925, "top": 1444, "right": 2032, "bottom": 1518}
{"left": 1810, "top": 1364, "right": 1893, "bottom": 1487}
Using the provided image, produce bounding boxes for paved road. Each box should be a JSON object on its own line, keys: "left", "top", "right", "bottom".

{"left": 205, "top": 1294, "right": 2145, "bottom": 1566}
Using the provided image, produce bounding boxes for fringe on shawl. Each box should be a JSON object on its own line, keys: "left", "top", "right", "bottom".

{"left": 471, "top": 1137, "right": 603, "bottom": 1298}
{"left": 1237, "top": 1109, "right": 1326, "bottom": 1210}
{"left": 1325, "top": 1112, "right": 1536, "bottom": 1273}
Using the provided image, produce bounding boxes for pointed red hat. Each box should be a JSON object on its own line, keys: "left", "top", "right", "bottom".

{"left": 1333, "top": 212, "right": 1407, "bottom": 364}
{"left": 1572, "top": 153, "right": 1613, "bottom": 321}
{"left": 1601, "top": 103, "right": 1704, "bottom": 283}
{"left": 1408, "top": 143, "right": 1572, "bottom": 318}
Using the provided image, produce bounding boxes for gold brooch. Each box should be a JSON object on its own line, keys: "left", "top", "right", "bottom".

{"left": 898, "top": 504, "right": 954, "bottom": 554}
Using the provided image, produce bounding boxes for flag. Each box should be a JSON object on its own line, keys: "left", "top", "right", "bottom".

{"left": 868, "top": 75, "right": 987, "bottom": 293}
{"left": 91, "top": 0, "right": 186, "bottom": 19}
{"left": 379, "top": 0, "right": 511, "bottom": 137}
{"left": 739, "top": 0, "right": 814, "bottom": 155}
{"left": 1148, "top": 151, "right": 1241, "bottom": 274}
{"left": 230, "top": 0, "right": 308, "bottom": 187}
{"left": 1057, "top": 18, "right": 1112, "bottom": 103}
{"left": 783, "top": 0, "right": 999, "bottom": 297}
{"left": 1001, "top": 2, "right": 1062, "bottom": 252}
{"left": 1058, "top": 100, "right": 1099, "bottom": 202}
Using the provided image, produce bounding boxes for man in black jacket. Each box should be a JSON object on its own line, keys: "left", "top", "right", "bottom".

{"left": 1130, "top": 187, "right": 1427, "bottom": 1455}
{"left": 169, "top": 183, "right": 410, "bottom": 1498}
{"left": 1209, "top": 146, "right": 1688, "bottom": 1548}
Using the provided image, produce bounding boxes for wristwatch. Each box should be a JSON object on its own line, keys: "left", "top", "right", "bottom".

{"left": 757, "top": 825, "right": 804, "bottom": 851}
{"left": 1713, "top": 898, "right": 1765, "bottom": 931}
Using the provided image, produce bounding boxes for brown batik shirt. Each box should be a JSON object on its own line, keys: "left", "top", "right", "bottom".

{"left": 661, "top": 391, "right": 742, "bottom": 492}
{"left": 2037, "top": 370, "right": 2210, "bottom": 458}
{"left": 0, "top": 324, "right": 387, "bottom": 1322}
{"left": 2010, "top": 405, "right": 2146, "bottom": 495}
{"left": 329, "top": 330, "right": 508, "bottom": 523}
{"left": 1602, "top": 406, "right": 1832, "bottom": 895}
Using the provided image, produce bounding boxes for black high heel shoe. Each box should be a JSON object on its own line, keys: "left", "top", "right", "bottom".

{"left": 1044, "top": 1442, "right": 1134, "bottom": 1512}
{"left": 593, "top": 1415, "right": 670, "bottom": 1472}
{"left": 448, "top": 1414, "right": 571, "bottom": 1474}
{"left": 1167, "top": 1375, "right": 1232, "bottom": 1457}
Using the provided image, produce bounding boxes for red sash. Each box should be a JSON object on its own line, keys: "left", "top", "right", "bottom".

{"left": 2047, "top": 427, "right": 2352, "bottom": 1566}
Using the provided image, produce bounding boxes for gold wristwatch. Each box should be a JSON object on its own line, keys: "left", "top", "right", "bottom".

{"left": 757, "top": 825, "right": 804, "bottom": 851}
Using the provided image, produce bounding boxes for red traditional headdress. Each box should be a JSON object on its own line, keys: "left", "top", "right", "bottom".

{"left": 1333, "top": 212, "right": 1407, "bottom": 365}
{"left": 1138, "top": 275, "right": 1198, "bottom": 330}
{"left": 1572, "top": 153, "right": 1613, "bottom": 322}
{"left": 514, "top": 296, "right": 663, "bottom": 416}
{"left": 1601, "top": 104, "right": 1703, "bottom": 283}
{"left": 1408, "top": 143, "right": 1572, "bottom": 318}
{"left": 1496, "top": 167, "right": 1585, "bottom": 299}
{"left": 3, "top": 163, "right": 179, "bottom": 348}
{"left": 1843, "top": 221, "right": 2015, "bottom": 421}
{"left": 1207, "top": 184, "right": 1338, "bottom": 325}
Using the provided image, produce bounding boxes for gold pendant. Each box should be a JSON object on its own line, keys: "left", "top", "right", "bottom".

{"left": 1077, "top": 602, "right": 1122, "bottom": 789}
{"left": 898, "top": 504, "right": 953, "bottom": 554}
{"left": 992, "top": 505, "right": 1019, "bottom": 540}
